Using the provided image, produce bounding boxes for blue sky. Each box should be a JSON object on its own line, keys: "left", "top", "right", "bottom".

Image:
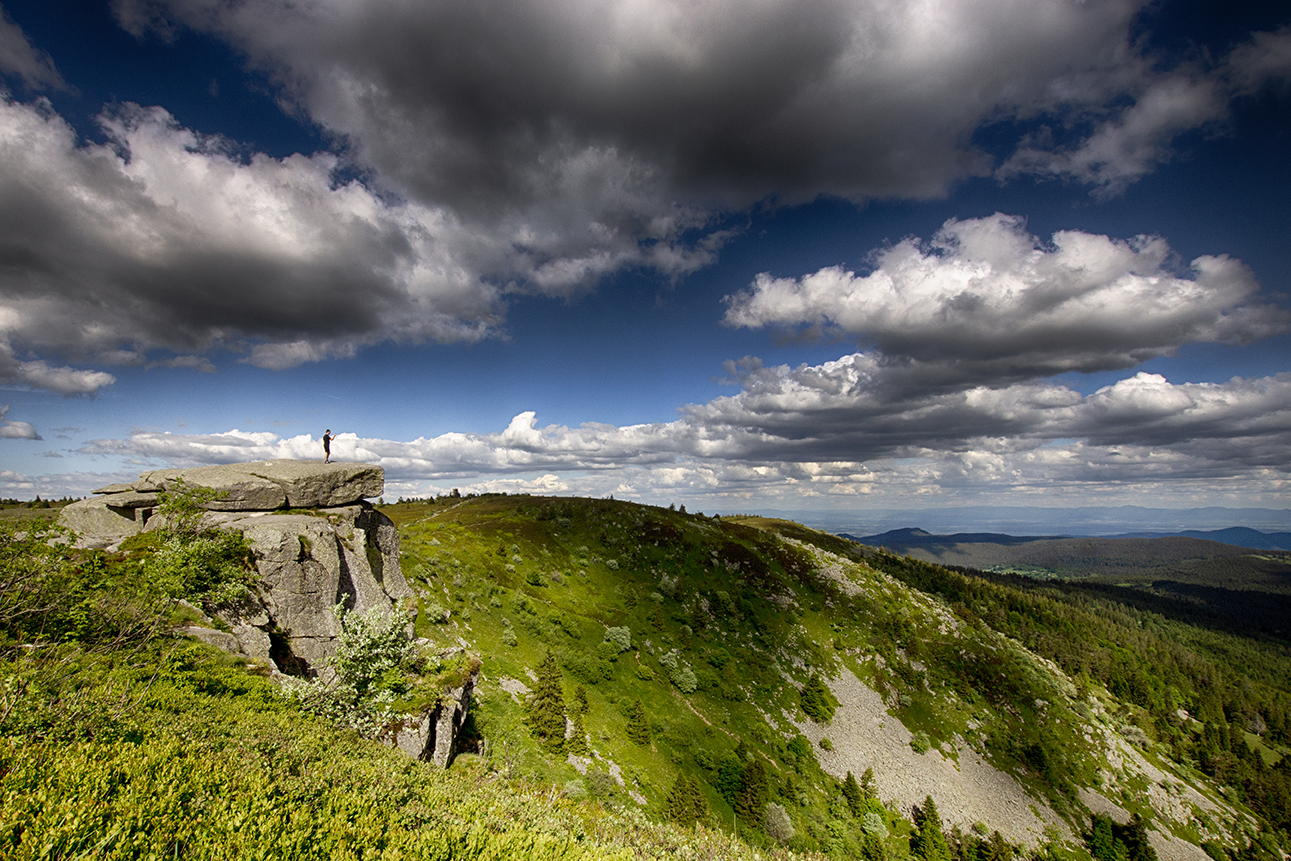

{"left": 1, "top": 0, "right": 1289, "bottom": 517}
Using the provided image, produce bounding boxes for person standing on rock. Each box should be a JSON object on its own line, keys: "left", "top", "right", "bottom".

{"left": 323, "top": 429, "right": 335, "bottom": 463}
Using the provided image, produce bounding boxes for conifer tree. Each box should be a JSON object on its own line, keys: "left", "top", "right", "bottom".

{"left": 626, "top": 698, "right": 650, "bottom": 745}
{"left": 567, "top": 709, "right": 591, "bottom": 755}
{"left": 913, "top": 796, "right": 952, "bottom": 861}
{"left": 574, "top": 684, "right": 590, "bottom": 715}
{"left": 526, "top": 650, "right": 566, "bottom": 752}
{"left": 735, "top": 759, "right": 768, "bottom": 827}
{"left": 861, "top": 766, "right": 877, "bottom": 798}
{"left": 801, "top": 673, "right": 837, "bottom": 722}
{"left": 665, "top": 774, "right": 707, "bottom": 827}
{"left": 1088, "top": 815, "right": 1127, "bottom": 861}
{"left": 716, "top": 752, "right": 746, "bottom": 805}
{"left": 843, "top": 770, "right": 864, "bottom": 816}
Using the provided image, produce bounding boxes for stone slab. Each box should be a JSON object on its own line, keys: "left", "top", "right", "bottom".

{"left": 100, "top": 490, "right": 160, "bottom": 509}
{"left": 58, "top": 496, "right": 141, "bottom": 542}
{"left": 129, "top": 460, "right": 382, "bottom": 511}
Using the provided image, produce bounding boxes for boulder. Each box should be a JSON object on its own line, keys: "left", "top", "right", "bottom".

{"left": 58, "top": 496, "right": 142, "bottom": 547}
{"left": 208, "top": 504, "right": 413, "bottom": 673}
{"left": 131, "top": 460, "right": 382, "bottom": 511}
{"left": 391, "top": 664, "right": 479, "bottom": 767}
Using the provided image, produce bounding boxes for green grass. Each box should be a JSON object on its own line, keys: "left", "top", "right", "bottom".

{"left": 5, "top": 495, "right": 1287, "bottom": 860}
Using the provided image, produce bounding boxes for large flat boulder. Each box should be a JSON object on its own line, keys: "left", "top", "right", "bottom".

{"left": 58, "top": 496, "right": 141, "bottom": 547}
{"left": 130, "top": 460, "right": 383, "bottom": 511}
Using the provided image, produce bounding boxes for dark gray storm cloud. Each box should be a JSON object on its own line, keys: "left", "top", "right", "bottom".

{"left": 0, "top": 1, "right": 1287, "bottom": 394}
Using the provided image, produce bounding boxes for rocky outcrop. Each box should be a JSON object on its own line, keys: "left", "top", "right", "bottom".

{"left": 392, "top": 655, "right": 479, "bottom": 767}
{"left": 60, "top": 460, "right": 384, "bottom": 548}
{"left": 57, "top": 459, "right": 484, "bottom": 767}
{"left": 206, "top": 504, "right": 413, "bottom": 672}
{"left": 59, "top": 460, "right": 410, "bottom": 676}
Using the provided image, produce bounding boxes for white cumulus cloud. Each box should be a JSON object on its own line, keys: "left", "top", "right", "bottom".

{"left": 723, "top": 214, "right": 1287, "bottom": 391}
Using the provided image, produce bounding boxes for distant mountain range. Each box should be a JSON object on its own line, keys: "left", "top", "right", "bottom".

{"left": 749, "top": 505, "right": 1291, "bottom": 537}
{"left": 850, "top": 525, "right": 1291, "bottom": 553}
{"left": 1106, "top": 526, "right": 1291, "bottom": 551}
{"left": 839, "top": 525, "right": 1291, "bottom": 641}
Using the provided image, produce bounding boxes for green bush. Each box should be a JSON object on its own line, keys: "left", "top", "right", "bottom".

{"left": 282, "top": 603, "right": 416, "bottom": 737}
{"left": 800, "top": 674, "right": 837, "bottom": 723}
{"left": 604, "top": 626, "right": 632, "bottom": 653}
{"left": 671, "top": 665, "right": 698, "bottom": 694}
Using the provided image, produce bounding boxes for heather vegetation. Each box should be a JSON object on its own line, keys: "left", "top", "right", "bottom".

{"left": 3, "top": 490, "right": 1289, "bottom": 861}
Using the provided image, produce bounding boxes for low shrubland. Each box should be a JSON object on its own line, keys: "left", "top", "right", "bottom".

{"left": 4, "top": 488, "right": 1288, "bottom": 861}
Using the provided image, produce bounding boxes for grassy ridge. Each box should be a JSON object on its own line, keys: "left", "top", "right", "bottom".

{"left": 4, "top": 494, "right": 1289, "bottom": 860}
{"left": 386, "top": 496, "right": 1248, "bottom": 852}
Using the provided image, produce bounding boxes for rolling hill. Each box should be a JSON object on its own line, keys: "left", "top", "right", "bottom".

{"left": 4, "top": 494, "right": 1289, "bottom": 861}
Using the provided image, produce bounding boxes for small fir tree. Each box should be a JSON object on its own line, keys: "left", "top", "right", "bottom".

{"left": 716, "top": 752, "right": 746, "bottom": 805}
{"left": 735, "top": 759, "right": 768, "bottom": 827}
{"left": 914, "top": 795, "right": 952, "bottom": 861}
{"left": 664, "top": 774, "right": 707, "bottom": 827}
{"left": 626, "top": 698, "right": 651, "bottom": 745}
{"left": 860, "top": 766, "right": 877, "bottom": 798}
{"left": 526, "top": 650, "right": 566, "bottom": 752}
{"left": 574, "top": 684, "right": 590, "bottom": 715}
{"left": 567, "top": 709, "right": 591, "bottom": 755}
{"left": 800, "top": 673, "right": 837, "bottom": 723}
{"left": 843, "top": 770, "right": 864, "bottom": 816}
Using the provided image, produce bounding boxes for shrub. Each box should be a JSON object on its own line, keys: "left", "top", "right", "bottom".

{"left": 670, "top": 664, "right": 698, "bottom": 694}
{"left": 800, "top": 673, "right": 837, "bottom": 723}
{"left": 604, "top": 626, "right": 632, "bottom": 653}
{"left": 155, "top": 478, "right": 225, "bottom": 537}
{"left": 142, "top": 531, "right": 255, "bottom": 604}
{"left": 282, "top": 603, "right": 416, "bottom": 737}
{"left": 560, "top": 649, "right": 612, "bottom": 684}
{"left": 765, "top": 802, "right": 795, "bottom": 844}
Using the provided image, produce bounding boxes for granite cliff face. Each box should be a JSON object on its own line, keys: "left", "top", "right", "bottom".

{"left": 58, "top": 460, "right": 479, "bottom": 764}
{"left": 60, "top": 460, "right": 412, "bottom": 675}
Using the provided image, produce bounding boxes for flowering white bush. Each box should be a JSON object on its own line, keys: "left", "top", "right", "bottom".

{"left": 282, "top": 602, "right": 415, "bottom": 737}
